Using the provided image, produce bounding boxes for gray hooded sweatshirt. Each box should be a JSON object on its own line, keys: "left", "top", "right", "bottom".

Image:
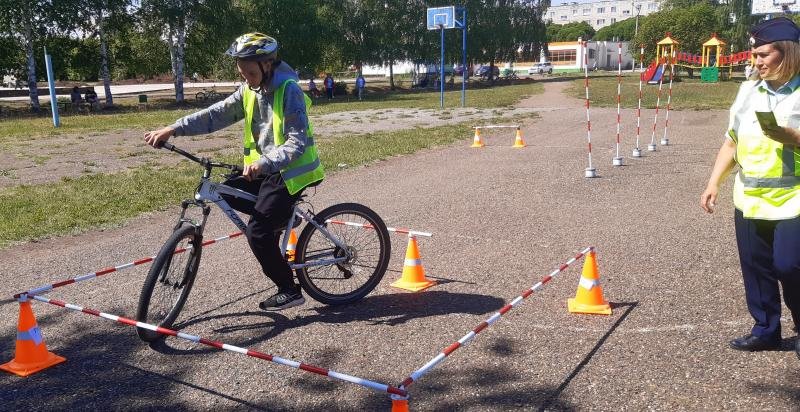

{"left": 171, "top": 61, "right": 310, "bottom": 175}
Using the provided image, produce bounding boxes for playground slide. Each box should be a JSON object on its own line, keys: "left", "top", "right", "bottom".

{"left": 647, "top": 64, "right": 665, "bottom": 85}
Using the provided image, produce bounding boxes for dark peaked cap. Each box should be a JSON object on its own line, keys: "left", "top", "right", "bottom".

{"left": 750, "top": 17, "right": 800, "bottom": 47}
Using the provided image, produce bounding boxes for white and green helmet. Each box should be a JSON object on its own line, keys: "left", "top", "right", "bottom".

{"left": 226, "top": 32, "right": 278, "bottom": 61}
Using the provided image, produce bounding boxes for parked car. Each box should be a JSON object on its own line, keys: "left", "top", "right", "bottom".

{"left": 454, "top": 64, "right": 473, "bottom": 77}
{"left": 475, "top": 65, "right": 500, "bottom": 78}
{"left": 528, "top": 62, "right": 553, "bottom": 75}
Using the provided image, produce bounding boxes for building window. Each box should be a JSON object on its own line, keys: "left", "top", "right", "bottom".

{"left": 588, "top": 49, "right": 596, "bottom": 59}
{"left": 583, "top": 8, "right": 590, "bottom": 15}
{"left": 560, "top": 15, "right": 567, "bottom": 20}
{"left": 550, "top": 12, "right": 554, "bottom": 18}
{"left": 572, "top": 8, "right": 577, "bottom": 15}
{"left": 611, "top": 6, "right": 616, "bottom": 12}
{"left": 597, "top": 18, "right": 605, "bottom": 25}
{"left": 622, "top": 9, "right": 630, "bottom": 15}
{"left": 597, "top": 7, "right": 605, "bottom": 13}
{"left": 611, "top": 18, "right": 616, "bottom": 23}
{"left": 648, "top": 3, "right": 657, "bottom": 10}
{"left": 548, "top": 49, "right": 577, "bottom": 64}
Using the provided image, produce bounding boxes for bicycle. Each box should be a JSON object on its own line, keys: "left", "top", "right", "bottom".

{"left": 195, "top": 86, "right": 223, "bottom": 102}
{"left": 135, "top": 143, "right": 391, "bottom": 342}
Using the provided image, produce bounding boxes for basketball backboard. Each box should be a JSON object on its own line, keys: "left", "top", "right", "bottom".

{"left": 752, "top": 0, "right": 800, "bottom": 15}
{"left": 427, "top": 6, "right": 463, "bottom": 30}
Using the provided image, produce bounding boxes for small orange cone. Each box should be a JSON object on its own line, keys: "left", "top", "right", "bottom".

{"left": 286, "top": 229, "right": 298, "bottom": 262}
{"left": 512, "top": 127, "right": 526, "bottom": 148}
{"left": 567, "top": 249, "right": 612, "bottom": 315}
{"left": 470, "top": 128, "right": 484, "bottom": 148}
{"left": 391, "top": 394, "right": 410, "bottom": 412}
{"left": 391, "top": 235, "right": 437, "bottom": 292}
{"left": 1, "top": 296, "right": 66, "bottom": 377}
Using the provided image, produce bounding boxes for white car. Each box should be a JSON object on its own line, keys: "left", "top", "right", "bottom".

{"left": 528, "top": 62, "right": 553, "bottom": 75}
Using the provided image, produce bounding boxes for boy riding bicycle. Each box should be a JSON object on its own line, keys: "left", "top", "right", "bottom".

{"left": 144, "top": 32, "right": 324, "bottom": 311}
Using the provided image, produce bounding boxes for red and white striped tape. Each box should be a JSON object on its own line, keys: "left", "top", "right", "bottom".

{"left": 583, "top": 42, "right": 594, "bottom": 170}
{"left": 614, "top": 42, "right": 623, "bottom": 159}
{"left": 635, "top": 46, "right": 645, "bottom": 151}
{"left": 26, "top": 293, "right": 407, "bottom": 397}
{"left": 650, "top": 59, "right": 667, "bottom": 147}
{"left": 14, "top": 231, "right": 244, "bottom": 299}
{"left": 325, "top": 219, "right": 432, "bottom": 238}
{"left": 398, "top": 246, "right": 594, "bottom": 389}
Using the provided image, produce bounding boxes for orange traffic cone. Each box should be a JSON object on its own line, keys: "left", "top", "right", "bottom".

{"left": 391, "top": 235, "right": 437, "bottom": 292}
{"left": 470, "top": 128, "right": 484, "bottom": 148}
{"left": 286, "top": 229, "right": 298, "bottom": 262}
{"left": 512, "top": 128, "right": 526, "bottom": 148}
{"left": 567, "top": 249, "right": 612, "bottom": 315}
{"left": 391, "top": 394, "right": 410, "bottom": 412}
{"left": 1, "top": 296, "right": 66, "bottom": 377}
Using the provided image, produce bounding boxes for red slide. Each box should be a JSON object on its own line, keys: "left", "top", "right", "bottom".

{"left": 641, "top": 62, "right": 658, "bottom": 82}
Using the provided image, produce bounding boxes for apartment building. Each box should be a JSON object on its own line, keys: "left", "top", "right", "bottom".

{"left": 546, "top": 0, "right": 662, "bottom": 30}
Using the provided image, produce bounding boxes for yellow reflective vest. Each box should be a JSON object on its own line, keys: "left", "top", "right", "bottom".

{"left": 728, "top": 79, "right": 800, "bottom": 219}
{"left": 242, "top": 80, "right": 324, "bottom": 195}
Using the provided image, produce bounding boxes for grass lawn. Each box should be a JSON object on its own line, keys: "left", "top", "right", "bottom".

{"left": 566, "top": 74, "right": 742, "bottom": 110}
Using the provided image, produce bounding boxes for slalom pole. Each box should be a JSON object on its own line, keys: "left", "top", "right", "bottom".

{"left": 633, "top": 45, "right": 644, "bottom": 158}
{"left": 26, "top": 293, "right": 407, "bottom": 397}
{"left": 661, "top": 51, "right": 676, "bottom": 146}
{"left": 583, "top": 41, "right": 597, "bottom": 178}
{"left": 648, "top": 57, "right": 667, "bottom": 151}
{"left": 613, "top": 42, "right": 624, "bottom": 166}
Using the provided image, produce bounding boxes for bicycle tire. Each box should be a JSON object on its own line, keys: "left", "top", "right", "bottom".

{"left": 195, "top": 91, "right": 205, "bottom": 101}
{"left": 136, "top": 223, "right": 202, "bottom": 342}
{"left": 294, "top": 203, "right": 391, "bottom": 305}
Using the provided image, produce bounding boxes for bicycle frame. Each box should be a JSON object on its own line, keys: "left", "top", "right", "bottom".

{"left": 185, "top": 171, "right": 350, "bottom": 271}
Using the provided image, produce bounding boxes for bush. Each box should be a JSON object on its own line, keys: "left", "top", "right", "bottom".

{"left": 334, "top": 81, "right": 348, "bottom": 96}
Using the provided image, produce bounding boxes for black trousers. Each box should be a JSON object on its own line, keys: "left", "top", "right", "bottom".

{"left": 734, "top": 209, "right": 800, "bottom": 338}
{"left": 221, "top": 173, "right": 303, "bottom": 293}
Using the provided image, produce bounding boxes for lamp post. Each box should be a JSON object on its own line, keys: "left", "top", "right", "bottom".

{"left": 634, "top": 3, "right": 641, "bottom": 36}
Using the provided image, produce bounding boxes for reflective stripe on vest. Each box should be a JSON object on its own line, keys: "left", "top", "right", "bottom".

{"left": 730, "top": 80, "right": 800, "bottom": 219}
{"left": 242, "top": 80, "right": 325, "bottom": 195}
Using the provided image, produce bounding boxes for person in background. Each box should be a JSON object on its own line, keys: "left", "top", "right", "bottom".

{"left": 700, "top": 17, "right": 800, "bottom": 360}
{"left": 324, "top": 73, "right": 334, "bottom": 100}
{"left": 70, "top": 86, "right": 83, "bottom": 109}
{"left": 307, "top": 77, "right": 320, "bottom": 98}
{"left": 355, "top": 73, "right": 366, "bottom": 101}
{"left": 84, "top": 88, "right": 98, "bottom": 111}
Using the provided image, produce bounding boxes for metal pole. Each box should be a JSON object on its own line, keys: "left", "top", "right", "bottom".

{"left": 44, "top": 47, "right": 60, "bottom": 127}
{"left": 440, "top": 25, "right": 445, "bottom": 109}
{"left": 461, "top": 8, "right": 467, "bottom": 107}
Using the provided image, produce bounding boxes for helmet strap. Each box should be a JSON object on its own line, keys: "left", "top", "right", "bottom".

{"left": 257, "top": 61, "right": 274, "bottom": 92}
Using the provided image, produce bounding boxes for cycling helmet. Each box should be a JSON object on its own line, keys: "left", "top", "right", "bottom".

{"left": 225, "top": 32, "right": 278, "bottom": 61}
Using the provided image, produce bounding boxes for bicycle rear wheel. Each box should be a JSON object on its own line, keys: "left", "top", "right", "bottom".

{"left": 136, "top": 223, "right": 202, "bottom": 342}
{"left": 294, "top": 203, "right": 391, "bottom": 305}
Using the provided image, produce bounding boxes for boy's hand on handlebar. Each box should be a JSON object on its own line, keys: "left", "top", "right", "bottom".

{"left": 242, "top": 162, "right": 262, "bottom": 181}
{"left": 144, "top": 126, "right": 176, "bottom": 148}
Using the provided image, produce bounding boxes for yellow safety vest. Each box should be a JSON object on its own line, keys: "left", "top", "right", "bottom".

{"left": 242, "top": 80, "right": 324, "bottom": 195}
{"left": 729, "top": 80, "right": 800, "bottom": 219}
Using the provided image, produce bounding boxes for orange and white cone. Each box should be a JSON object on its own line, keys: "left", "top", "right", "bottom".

{"left": 390, "top": 394, "right": 410, "bottom": 412}
{"left": 470, "top": 128, "right": 485, "bottom": 148}
{"left": 512, "top": 128, "right": 526, "bottom": 148}
{"left": 391, "top": 235, "right": 437, "bottom": 292}
{"left": 567, "top": 249, "right": 612, "bottom": 315}
{"left": 286, "top": 229, "right": 297, "bottom": 262}
{"left": 1, "top": 296, "right": 66, "bottom": 377}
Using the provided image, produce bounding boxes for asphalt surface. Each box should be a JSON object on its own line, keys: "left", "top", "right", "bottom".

{"left": 1, "top": 78, "right": 798, "bottom": 410}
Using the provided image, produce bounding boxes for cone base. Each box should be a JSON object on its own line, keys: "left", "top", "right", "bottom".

{"left": 470, "top": 142, "right": 484, "bottom": 148}
{"left": 512, "top": 142, "right": 526, "bottom": 148}
{"left": 568, "top": 298, "right": 612, "bottom": 315}
{"left": 391, "top": 278, "right": 437, "bottom": 292}
{"left": 0, "top": 351, "right": 66, "bottom": 377}
{"left": 391, "top": 399, "right": 410, "bottom": 412}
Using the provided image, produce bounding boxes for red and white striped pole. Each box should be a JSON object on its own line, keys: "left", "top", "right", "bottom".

{"left": 661, "top": 51, "right": 676, "bottom": 146}
{"left": 397, "top": 247, "right": 593, "bottom": 390}
{"left": 26, "top": 293, "right": 408, "bottom": 397}
{"left": 13, "top": 231, "right": 244, "bottom": 299}
{"left": 633, "top": 45, "right": 645, "bottom": 157}
{"left": 583, "top": 41, "right": 597, "bottom": 178}
{"left": 613, "top": 42, "right": 624, "bottom": 166}
{"left": 648, "top": 56, "right": 667, "bottom": 151}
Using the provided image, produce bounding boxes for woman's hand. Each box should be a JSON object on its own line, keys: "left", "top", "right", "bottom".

{"left": 700, "top": 184, "right": 719, "bottom": 214}
{"left": 762, "top": 125, "right": 800, "bottom": 146}
{"left": 242, "top": 162, "right": 262, "bottom": 181}
{"left": 144, "top": 126, "right": 175, "bottom": 148}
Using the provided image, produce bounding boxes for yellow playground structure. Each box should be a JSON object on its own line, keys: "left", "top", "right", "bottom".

{"left": 642, "top": 32, "right": 752, "bottom": 83}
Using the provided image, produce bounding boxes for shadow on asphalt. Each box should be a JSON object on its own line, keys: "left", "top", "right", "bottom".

{"left": 537, "top": 301, "right": 639, "bottom": 411}
{"left": 151, "top": 290, "right": 505, "bottom": 356}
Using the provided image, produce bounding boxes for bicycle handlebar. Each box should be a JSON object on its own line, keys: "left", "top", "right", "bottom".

{"left": 160, "top": 142, "right": 243, "bottom": 174}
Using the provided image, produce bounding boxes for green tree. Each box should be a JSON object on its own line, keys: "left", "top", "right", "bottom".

{"left": 633, "top": 2, "right": 720, "bottom": 63}
{"left": 593, "top": 17, "right": 637, "bottom": 41}
{"left": 547, "top": 21, "right": 595, "bottom": 42}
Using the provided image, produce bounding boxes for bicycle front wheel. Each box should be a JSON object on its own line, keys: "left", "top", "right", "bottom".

{"left": 295, "top": 203, "right": 391, "bottom": 305}
{"left": 136, "top": 223, "right": 202, "bottom": 342}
